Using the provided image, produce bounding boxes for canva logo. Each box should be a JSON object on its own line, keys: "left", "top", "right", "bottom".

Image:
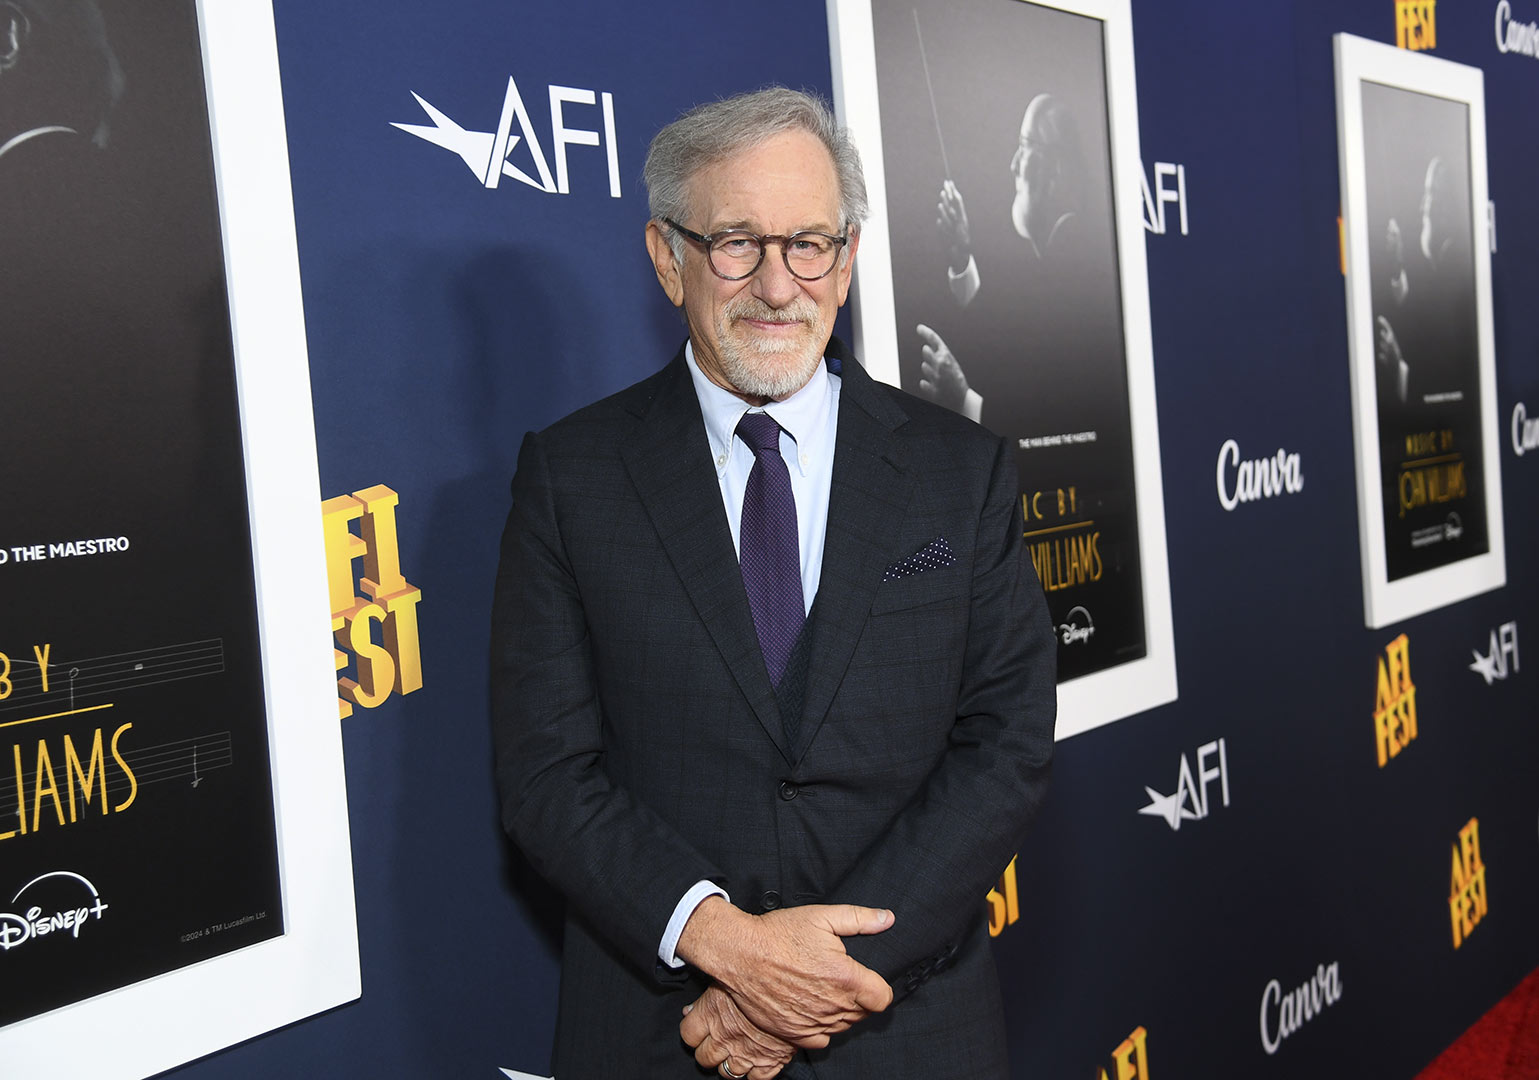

{"left": 0, "top": 871, "right": 109, "bottom": 952}
{"left": 393, "top": 76, "right": 621, "bottom": 197}
{"left": 1496, "top": 1, "right": 1539, "bottom": 56}
{"left": 1138, "top": 738, "right": 1230, "bottom": 832}
{"left": 1259, "top": 961, "right": 1342, "bottom": 1054}
{"left": 1513, "top": 402, "right": 1539, "bottom": 456}
{"left": 1216, "top": 440, "right": 1303, "bottom": 511}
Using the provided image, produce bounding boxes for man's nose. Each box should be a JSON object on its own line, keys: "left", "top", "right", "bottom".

{"left": 750, "top": 243, "right": 800, "bottom": 307}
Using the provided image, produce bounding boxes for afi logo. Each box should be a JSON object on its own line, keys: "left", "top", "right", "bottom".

{"left": 1096, "top": 1026, "right": 1150, "bottom": 1080}
{"left": 1469, "top": 622, "right": 1519, "bottom": 686}
{"left": 393, "top": 77, "right": 621, "bottom": 197}
{"left": 1140, "top": 160, "right": 1188, "bottom": 236}
{"left": 1397, "top": 1, "right": 1437, "bottom": 50}
{"left": 1139, "top": 738, "right": 1230, "bottom": 831}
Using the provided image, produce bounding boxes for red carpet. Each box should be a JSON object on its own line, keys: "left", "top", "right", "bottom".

{"left": 1416, "top": 967, "right": 1539, "bottom": 1079}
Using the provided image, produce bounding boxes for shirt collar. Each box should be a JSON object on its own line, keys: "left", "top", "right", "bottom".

{"left": 685, "top": 341, "right": 838, "bottom": 478}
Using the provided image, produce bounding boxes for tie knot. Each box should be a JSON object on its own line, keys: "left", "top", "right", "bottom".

{"left": 736, "top": 411, "right": 783, "bottom": 455}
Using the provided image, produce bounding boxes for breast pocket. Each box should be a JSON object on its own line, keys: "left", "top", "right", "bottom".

{"left": 870, "top": 563, "right": 964, "bottom": 615}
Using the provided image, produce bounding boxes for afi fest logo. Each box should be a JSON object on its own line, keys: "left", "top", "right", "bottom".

{"left": 986, "top": 854, "right": 1020, "bottom": 938}
{"left": 1469, "top": 621, "right": 1519, "bottom": 686}
{"left": 0, "top": 870, "right": 108, "bottom": 952}
{"left": 1138, "top": 738, "right": 1230, "bottom": 831}
{"left": 1373, "top": 634, "right": 1417, "bottom": 768}
{"left": 1096, "top": 1026, "right": 1150, "bottom": 1080}
{"left": 1216, "top": 439, "right": 1304, "bottom": 511}
{"left": 1397, "top": 1, "right": 1437, "bottom": 50}
{"left": 1449, "top": 817, "right": 1488, "bottom": 948}
{"left": 393, "top": 76, "right": 621, "bottom": 197}
{"left": 322, "top": 485, "right": 423, "bottom": 719}
{"left": 1259, "top": 961, "right": 1343, "bottom": 1055}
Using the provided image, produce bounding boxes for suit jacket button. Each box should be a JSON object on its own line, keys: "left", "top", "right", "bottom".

{"left": 778, "top": 781, "right": 798, "bottom": 801}
{"left": 761, "top": 890, "right": 781, "bottom": 910}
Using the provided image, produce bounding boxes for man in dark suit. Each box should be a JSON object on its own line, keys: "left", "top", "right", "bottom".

{"left": 492, "top": 87, "right": 1055, "bottom": 1080}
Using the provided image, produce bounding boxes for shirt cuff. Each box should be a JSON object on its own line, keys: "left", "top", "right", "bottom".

{"left": 659, "top": 880, "right": 730, "bottom": 969}
{"left": 948, "top": 255, "right": 980, "bottom": 307}
{"left": 962, "top": 388, "right": 984, "bottom": 424}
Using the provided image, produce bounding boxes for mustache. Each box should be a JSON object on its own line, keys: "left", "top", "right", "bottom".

{"left": 723, "top": 295, "right": 819, "bottom": 325}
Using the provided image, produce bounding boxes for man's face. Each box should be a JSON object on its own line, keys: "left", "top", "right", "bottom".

{"left": 1010, "top": 98, "right": 1053, "bottom": 242}
{"left": 646, "top": 128, "right": 857, "bottom": 403}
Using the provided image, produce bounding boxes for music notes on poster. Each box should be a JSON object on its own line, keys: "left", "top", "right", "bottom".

{"left": 0, "top": 638, "right": 226, "bottom": 717}
{"left": 103, "top": 731, "right": 235, "bottom": 801}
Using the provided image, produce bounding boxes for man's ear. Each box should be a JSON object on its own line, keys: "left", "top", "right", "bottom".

{"left": 644, "top": 220, "right": 685, "bottom": 307}
{"left": 0, "top": 3, "right": 30, "bottom": 73}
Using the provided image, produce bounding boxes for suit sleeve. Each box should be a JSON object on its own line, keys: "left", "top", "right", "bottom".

{"left": 491, "top": 430, "right": 723, "bottom": 982}
{"left": 830, "top": 434, "right": 1056, "bottom": 999}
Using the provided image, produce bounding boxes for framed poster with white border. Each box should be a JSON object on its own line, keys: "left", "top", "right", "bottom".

{"left": 1334, "top": 34, "right": 1505, "bottom": 629}
{"left": 0, "top": 2, "right": 358, "bottom": 1077}
{"left": 826, "top": 0, "right": 1176, "bottom": 739}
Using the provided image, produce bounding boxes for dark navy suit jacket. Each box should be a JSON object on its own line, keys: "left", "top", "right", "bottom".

{"left": 492, "top": 337, "right": 1056, "bottom": 1079}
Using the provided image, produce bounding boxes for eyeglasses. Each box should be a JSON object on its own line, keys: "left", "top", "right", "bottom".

{"left": 664, "top": 218, "right": 849, "bottom": 281}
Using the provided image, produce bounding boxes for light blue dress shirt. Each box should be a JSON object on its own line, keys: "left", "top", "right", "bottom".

{"left": 657, "top": 342, "right": 842, "bottom": 968}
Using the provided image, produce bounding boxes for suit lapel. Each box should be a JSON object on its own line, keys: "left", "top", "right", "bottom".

{"left": 798, "top": 346, "right": 916, "bottom": 758}
{"left": 618, "top": 348, "right": 792, "bottom": 763}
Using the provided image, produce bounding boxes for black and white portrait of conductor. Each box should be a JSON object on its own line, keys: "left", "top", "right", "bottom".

{"left": 915, "top": 92, "right": 1086, "bottom": 425}
{"left": 492, "top": 86, "right": 1056, "bottom": 1079}
{"left": 0, "top": 0, "right": 122, "bottom": 163}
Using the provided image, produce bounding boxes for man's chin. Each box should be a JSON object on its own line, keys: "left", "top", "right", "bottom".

{"left": 722, "top": 340, "right": 824, "bottom": 400}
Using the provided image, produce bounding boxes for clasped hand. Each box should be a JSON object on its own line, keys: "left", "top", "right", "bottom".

{"left": 677, "top": 901, "right": 895, "bottom": 1077}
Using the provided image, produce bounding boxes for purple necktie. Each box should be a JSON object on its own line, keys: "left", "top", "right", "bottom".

{"left": 736, "top": 412, "right": 804, "bottom": 687}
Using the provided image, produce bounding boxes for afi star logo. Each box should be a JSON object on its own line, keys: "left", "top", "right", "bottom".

{"left": 1139, "top": 738, "right": 1229, "bottom": 831}
{"left": 392, "top": 77, "right": 621, "bottom": 197}
{"left": 1469, "top": 622, "right": 1519, "bottom": 686}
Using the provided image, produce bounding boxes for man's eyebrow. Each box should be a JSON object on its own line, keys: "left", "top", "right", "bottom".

{"left": 707, "top": 218, "right": 841, "bottom": 235}
{"left": 709, "top": 219, "right": 760, "bottom": 233}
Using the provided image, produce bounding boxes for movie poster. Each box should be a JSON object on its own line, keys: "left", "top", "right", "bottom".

{"left": 1335, "top": 35, "right": 1505, "bottom": 628}
{"left": 830, "top": 0, "right": 1177, "bottom": 734}
{"left": 1361, "top": 82, "right": 1487, "bottom": 580}
{"left": 0, "top": 0, "right": 282, "bottom": 1027}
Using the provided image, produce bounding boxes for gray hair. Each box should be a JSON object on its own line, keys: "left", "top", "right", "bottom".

{"left": 643, "top": 86, "right": 869, "bottom": 264}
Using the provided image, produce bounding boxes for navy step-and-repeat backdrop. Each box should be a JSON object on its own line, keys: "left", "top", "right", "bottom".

{"left": 5, "top": 0, "right": 1535, "bottom": 1077}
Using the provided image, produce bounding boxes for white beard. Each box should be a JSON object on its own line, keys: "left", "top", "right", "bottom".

{"left": 714, "top": 295, "right": 826, "bottom": 400}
